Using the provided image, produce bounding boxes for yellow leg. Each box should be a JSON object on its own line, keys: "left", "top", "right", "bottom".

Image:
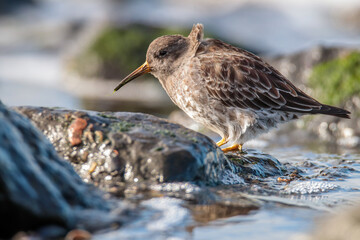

{"left": 221, "top": 144, "right": 243, "bottom": 153}
{"left": 216, "top": 138, "right": 228, "bottom": 147}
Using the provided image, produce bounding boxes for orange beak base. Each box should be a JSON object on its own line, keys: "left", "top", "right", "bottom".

{"left": 113, "top": 61, "right": 151, "bottom": 92}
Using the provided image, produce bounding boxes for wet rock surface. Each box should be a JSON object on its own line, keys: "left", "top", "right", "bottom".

{"left": 14, "top": 106, "right": 231, "bottom": 189}
{"left": 0, "top": 101, "right": 114, "bottom": 238}
{"left": 227, "top": 149, "right": 286, "bottom": 179}
{"left": 14, "top": 107, "right": 288, "bottom": 190}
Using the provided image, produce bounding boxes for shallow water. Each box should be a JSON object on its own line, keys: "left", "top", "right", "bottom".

{"left": 192, "top": 207, "right": 318, "bottom": 240}
{"left": 92, "top": 148, "right": 360, "bottom": 240}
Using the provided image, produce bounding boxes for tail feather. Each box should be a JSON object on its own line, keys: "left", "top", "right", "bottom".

{"left": 312, "top": 104, "right": 351, "bottom": 119}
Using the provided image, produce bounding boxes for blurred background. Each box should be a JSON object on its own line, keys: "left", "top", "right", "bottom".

{"left": 1, "top": 0, "right": 360, "bottom": 148}
{"left": 2, "top": 1, "right": 360, "bottom": 239}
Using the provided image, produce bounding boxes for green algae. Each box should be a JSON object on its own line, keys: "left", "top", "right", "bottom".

{"left": 190, "top": 137, "right": 199, "bottom": 144}
{"left": 154, "top": 129, "right": 176, "bottom": 138}
{"left": 71, "top": 24, "right": 241, "bottom": 80}
{"left": 91, "top": 25, "right": 192, "bottom": 78}
{"left": 73, "top": 25, "right": 190, "bottom": 79}
{"left": 309, "top": 51, "right": 360, "bottom": 106}
{"left": 111, "top": 121, "right": 135, "bottom": 132}
{"left": 98, "top": 113, "right": 117, "bottom": 119}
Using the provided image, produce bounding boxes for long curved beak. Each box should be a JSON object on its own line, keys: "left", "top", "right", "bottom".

{"left": 113, "top": 61, "right": 151, "bottom": 92}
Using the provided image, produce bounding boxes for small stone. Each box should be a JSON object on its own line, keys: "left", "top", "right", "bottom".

{"left": 68, "top": 118, "right": 88, "bottom": 146}
{"left": 89, "top": 162, "right": 98, "bottom": 174}
{"left": 64, "top": 113, "right": 72, "bottom": 121}
{"left": 277, "top": 177, "right": 291, "bottom": 183}
{"left": 65, "top": 229, "right": 92, "bottom": 240}
{"left": 95, "top": 130, "right": 104, "bottom": 143}
{"left": 81, "top": 151, "right": 89, "bottom": 161}
{"left": 112, "top": 149, "right": 119, "bottom": 156}
{"left": 70, "top": 151, "right": 77, "bottom": 158}
{"left": 84, "top": 130, "right": 94, "bottom": 143}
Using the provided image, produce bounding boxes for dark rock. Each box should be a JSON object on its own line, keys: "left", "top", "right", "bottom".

{"left": 227, "top": 149, "right": 286, "bottom": 178}
{"left": 0, "top": 101, "right": 110, "bottom": 238}
{"left": 14, "top": 107, "right": 229, "bottom": 190}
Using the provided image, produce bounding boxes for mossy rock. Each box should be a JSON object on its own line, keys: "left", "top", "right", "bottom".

{"left": 70, "top": 24, "right": 240, "bottom": 80}
{"left": 309, "top": 51, "right": 360, "bottom": 106}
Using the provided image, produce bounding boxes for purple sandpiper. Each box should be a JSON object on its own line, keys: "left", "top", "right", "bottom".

{"left": 114, "top": 24, "right": 350, "bottom": 152}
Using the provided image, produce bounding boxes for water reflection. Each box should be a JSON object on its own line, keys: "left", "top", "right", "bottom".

{"left": 188, "top": 203, "right": 257, "bottom": 224}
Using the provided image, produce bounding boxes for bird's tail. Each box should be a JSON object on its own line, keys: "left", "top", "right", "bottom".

{"left": 312, "top": 104, "right": 351, "bottom": 119}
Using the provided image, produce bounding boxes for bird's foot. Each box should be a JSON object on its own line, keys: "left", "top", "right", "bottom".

{"left": 216, "top": 138, "right": 228, "bottom": 147}
{"left": 221, "top": 144, "right": 243, "bottom": 153}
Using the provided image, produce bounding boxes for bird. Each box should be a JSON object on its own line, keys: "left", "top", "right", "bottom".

{"left": 114, "top": 24, "right": 350, "bottom": 152}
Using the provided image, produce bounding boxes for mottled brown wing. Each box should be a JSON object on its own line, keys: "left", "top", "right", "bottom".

{"left": 198, "top": 52, "right": 323, "bottom": 113}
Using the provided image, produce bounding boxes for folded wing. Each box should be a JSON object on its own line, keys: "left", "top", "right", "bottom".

{"left": 196, "top": 45, "right": 350, "bottom": 118}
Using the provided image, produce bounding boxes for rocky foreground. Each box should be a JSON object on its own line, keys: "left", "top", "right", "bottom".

{"left": 0, "top": 101, "right": 116, "bottom": 238}
{"left": 2, "top": 102, "right": 285, "bottom": 237}
{"left": 14, "top": 106, "right": 229, "bottom": 187}
{"left": 14, "top": 106, "right": 285, "bottom": 189}
{"left": 2, "top": 101, "right": 360, "bottom": 238}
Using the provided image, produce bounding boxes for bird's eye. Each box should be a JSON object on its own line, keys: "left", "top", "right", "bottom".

{"left": 159, "top": 50, "right": 168, "bottom": 57}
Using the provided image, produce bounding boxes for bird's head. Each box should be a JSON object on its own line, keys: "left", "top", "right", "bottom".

{"left": 114, "top": 24, "right": 203, "bottom": 92}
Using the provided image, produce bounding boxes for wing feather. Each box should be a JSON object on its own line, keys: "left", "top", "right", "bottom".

{"left": 198, "top": 50, "right": 323, "bottom": 114}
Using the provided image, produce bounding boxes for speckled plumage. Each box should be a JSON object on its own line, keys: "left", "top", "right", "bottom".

{"left": 114, "top": 24, "right": 350, "bottom": 151}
